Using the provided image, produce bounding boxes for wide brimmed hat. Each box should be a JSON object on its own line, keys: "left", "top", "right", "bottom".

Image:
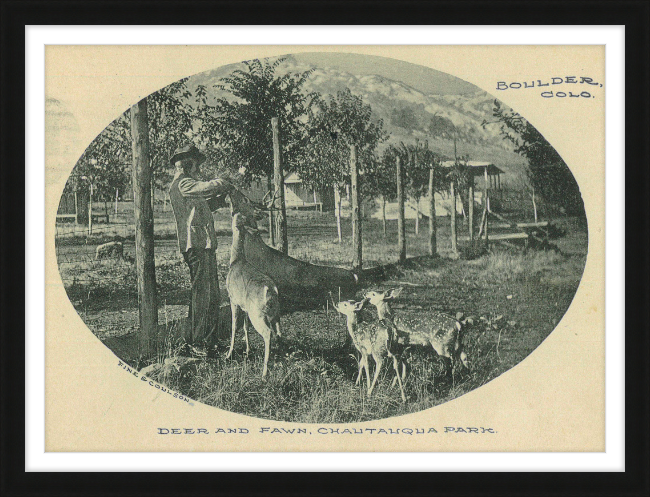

{"left": 170, "top": 144, "right": 206, "bottom": 166}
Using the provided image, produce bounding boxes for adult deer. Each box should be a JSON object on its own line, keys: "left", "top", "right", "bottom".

{"left": 333, "top": 297, "right": 407, "bottom": 403}
{"left": 225, "top": 212, "right": 281, "bottom": 378}
{"left": 226, "top": 188, "right": 358, "bottom": 300}
{"left": 365, "top": 288, "right": 470, "bottom": 378}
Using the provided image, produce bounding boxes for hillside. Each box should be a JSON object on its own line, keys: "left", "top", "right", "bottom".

{"left": 186, "top": 54, "right": 528, "bottom": 182}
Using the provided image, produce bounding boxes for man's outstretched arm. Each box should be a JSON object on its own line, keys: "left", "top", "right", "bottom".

{"left": 178, "top": 177, "right": 232, "bottom": 198}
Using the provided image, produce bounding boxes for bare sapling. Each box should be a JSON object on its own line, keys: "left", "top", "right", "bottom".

{"left": 226, "top": 213, "right": 282, "bottom": 378}
{"left": 332, "top": 297, "right": 407, "bottom": 403}
{"left": 365, "top": 288, "right": 469, "bottom": 379}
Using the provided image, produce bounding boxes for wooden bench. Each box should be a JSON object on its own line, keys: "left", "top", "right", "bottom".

{"left": 458, "top": 232, "right": 529, "bottom": 242}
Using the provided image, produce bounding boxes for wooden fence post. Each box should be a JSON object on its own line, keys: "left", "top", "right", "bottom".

{"left": 271, "top": 117, "right": 288, "bottom": 254}
{"left": 74, "top": 188, "right": 79, "bottom": 225}
{"left": 450, "top": 180, "right": 457, "bottom": 253}
{"left": 397, "top": 155, "right": 406, "bottom": 263}
{"left": 484, "top": 167, "right": 490, "bottom": 248}
{"left": 334, "top": 185, "right": 342, "bottom": 243}
{"left": 350, "top": 144, "right": 362, "bottom": 272}
{"left": 428, "top": 167, "right": 437, "bottom": 256}
{"left": 87, "top": 181, "right": 93, "bottom": 236}
{"left": 130, "top": 98, "right": 158, "bottom": 359}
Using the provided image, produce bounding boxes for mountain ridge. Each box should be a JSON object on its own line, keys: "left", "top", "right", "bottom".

{"left": 186, "top": 55, "right": 527, "bottom": 180}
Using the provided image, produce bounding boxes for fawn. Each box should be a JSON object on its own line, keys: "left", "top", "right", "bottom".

{"left": 225, "top": 213, "right": 281, "bottom": 378}
{"left": 333, "top": 298, "right": 407, "bottom": 403}
{"left": 365, "top": 288, "right": 469, "bottom": 377}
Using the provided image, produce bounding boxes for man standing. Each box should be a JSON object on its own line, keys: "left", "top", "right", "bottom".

{"left": 168, "top": 144, "right": 233, "bottom": 353}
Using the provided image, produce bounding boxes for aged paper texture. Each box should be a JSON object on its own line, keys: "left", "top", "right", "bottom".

{"left": 45, "top": 45, "right": 605, "bottom": 452}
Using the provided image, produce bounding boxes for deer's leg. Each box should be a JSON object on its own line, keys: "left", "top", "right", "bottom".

{"left": 249, "top": 313, "right": 272, "bottom": 378}
{"left": 355, "top": 355, "right": 364, "bottom": 386}
{"left": 459, "top": 349, "right": 469, "bottom": 370}
{"left": 391, "top": 361, "right": 407, "bottom": 387}
{"left": 391, "top": 355, "right": 407, "bottom": 403}
{"left": 363, "top": 353, "right": 371, "bottom": 391}
{"left": 368, "top": 356, "right": 383, "bottom": 398}
{"left": 443, "top": 355, "right": 453, "bottom": 377}
{"left": 226, "top": 303, "right": 243, "bottom": 359}
{"left": 242, "top": 316, "right": 250, "bottom": 355}
{"left": 261, "top": 329, "right": 271, "bottom": 378}
{"left": 272, "top": 319, "right": 283, "bottom": 355}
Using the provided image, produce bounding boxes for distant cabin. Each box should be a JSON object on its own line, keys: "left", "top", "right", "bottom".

{"left": 371, "top": 160, "right": 505, "bottom": 221}
{"left": 246, "top": 173, "right": 334, "bottom": 212}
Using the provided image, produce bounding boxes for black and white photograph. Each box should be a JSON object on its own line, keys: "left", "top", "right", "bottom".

{"left": 43, "top": 44, "right": 606, "bottom": 453}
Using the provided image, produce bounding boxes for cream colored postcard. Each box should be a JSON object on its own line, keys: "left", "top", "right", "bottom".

{"left": 45, "top": 45, "right": 604, "bottom": 452}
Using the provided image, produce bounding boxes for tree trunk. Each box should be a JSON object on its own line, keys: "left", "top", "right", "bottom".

{"left": 74, "top": 188, "right": 79, "bottom": 225}
{"left": 334, "top": 185, "right": 342, "bottom": 243}
{"left": 415, "top": 196, "right": 420, "bottom": 235}
{"left": 397, "top": 155, "right": 406, "bottom": 263}
{"left": 267, "top": 175, "right": 275, "bottom": 247}
{"left": 151, "top": 175, "right": 155, "bottom": 213}
{"left": 484, "top": 192, "right": 490, "bottom": 247}
{"left": 115, "top": 188, "right": 119, "bottom": 215}
{"left": 450, "top": 181, "right": 457, "bottom": 253}
{"left": 532, "top": 188, "right": 538, "bottom": 223}
{"left": 428, "top": 168, "right": 437, "bottom": 256}
{"left": 271, "top": 118, "right": 288, "bottom": 254}
{"left": 382, "top": 195, "right": 387, "bottom": 235}
{"left": 130, "top": 98, "right": 158, "bottom": 359}
{"left": 88, "top": 182, "right": 93, "bottom": 236}
{"left": 350, "top": 144, "right": 362, "bottom": 272}
{"left": 468, "top": 178, "right": 474, "bottom": 243}
{"left": 484, "top": 167, "right": 490, "bottom": 248}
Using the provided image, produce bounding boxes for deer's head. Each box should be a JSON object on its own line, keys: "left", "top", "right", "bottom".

{"left": 229, "top": 187, "right": 282, "bottom": 228}
{"left": 365, "top": 287, "right": 403, "bottom": 306}
{"left": 333, "top": 298, "right": 369, "bottom": 322}
{"left": 364, "top": 287, "right": 403, "bottom": 320}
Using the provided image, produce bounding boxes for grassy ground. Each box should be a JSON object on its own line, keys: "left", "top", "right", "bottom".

{"left": 58, "top": 212, "right": 588, "bottom": 422}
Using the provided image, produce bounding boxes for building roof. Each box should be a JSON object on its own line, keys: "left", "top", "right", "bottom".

{"left": 284, "top": 171, "right": 302, "bottom": 184}
{"left": 441, "top": 160, "right": 504, "bottom": 176}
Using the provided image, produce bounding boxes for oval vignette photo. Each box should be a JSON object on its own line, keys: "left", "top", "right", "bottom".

{"left": 52, "top": 53, "right": 588, "bottom": 423}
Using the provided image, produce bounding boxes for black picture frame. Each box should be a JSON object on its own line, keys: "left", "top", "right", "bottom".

{"left": 2, "top": 1, "right": 648, "bottom": 495}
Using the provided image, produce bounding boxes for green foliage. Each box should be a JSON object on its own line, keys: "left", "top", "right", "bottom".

{"left": 486, "top": 100, "right": 584, "bottom": 215}
{"left": 68, "top": 114, "right": 131, "bottom": 201}
{"left": 383, "top": 141, "right": 448, "bottom": 202}
{"left": 147, "top": 78, "right": 196, "bottom": 190}
{"left": 66, "top": 78, "right": 196, "bottom": 200}
{"left": 195, "top": 58, "right": 318, "bottom": 184}
{"left": 428, "top": 114, "right": 456, "bottom": 139}
{"left": 390, "top": 106, "right": 420, "bottom": 132}
{"left": 296, "top": 88, "right": 388, "bottom": 191}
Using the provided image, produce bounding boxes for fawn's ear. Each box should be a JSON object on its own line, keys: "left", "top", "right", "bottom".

{"left": 353, "top": 299, "right": 368, "bottom": 312}
{"left": 386, "top": 287, "right": 404, "bottom": 300}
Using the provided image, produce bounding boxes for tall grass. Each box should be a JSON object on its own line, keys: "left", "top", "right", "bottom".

{"left": 473, "top": 250, "right": 565, "bottom": 283}
{"left": 141, "top": 308, "right": 511, "bottom": 423}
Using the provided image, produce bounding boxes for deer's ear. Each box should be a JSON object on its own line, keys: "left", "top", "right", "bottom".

{"left": 387, "top": 287, "right": 403, "bottom": 299}
{"left": 354, "top": 299, "right": 368, "bottom": 311}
